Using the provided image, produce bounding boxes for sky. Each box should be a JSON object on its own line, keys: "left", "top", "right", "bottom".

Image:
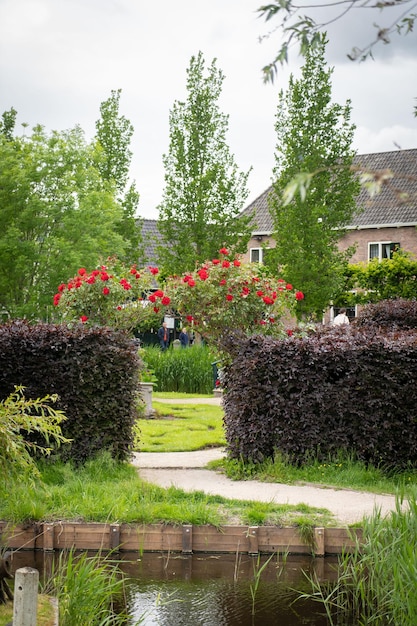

{"left": 1, "top": 0, "right": 417, "bottom": 220}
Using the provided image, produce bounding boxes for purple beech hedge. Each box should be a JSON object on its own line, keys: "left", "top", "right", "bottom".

{"left": 223, "top": 300, "right": 417, "bottom": 470}
{"left": 0, "top": 321, "right": 141, "bottom": 465}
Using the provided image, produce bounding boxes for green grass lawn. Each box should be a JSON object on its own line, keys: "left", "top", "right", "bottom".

{"left": 135, "top": 401, "right": 226, "bottom": 452}
{"left": 0, "top": 453, "right": 333, "bottom": 528}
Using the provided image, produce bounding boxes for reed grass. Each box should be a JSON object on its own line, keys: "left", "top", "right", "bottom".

{"left": 142, "top": 345, "right": 218, "bottom": 394}
{"left": 41, "top": 549, "right": 130, "bottom": 626}
{"left": 300, "top": 491, "right": 417, "bottom": 625}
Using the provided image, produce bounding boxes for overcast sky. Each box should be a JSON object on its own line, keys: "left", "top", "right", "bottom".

{"left": 1, "top": 0, "right": 417, "bottom": 219}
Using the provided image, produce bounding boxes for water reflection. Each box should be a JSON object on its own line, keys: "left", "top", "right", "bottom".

{"left": 9, "top": 551, "right": 342, "bottom": 626}
{"left": 122, "top": 553, "right": 337, "bottom": 626}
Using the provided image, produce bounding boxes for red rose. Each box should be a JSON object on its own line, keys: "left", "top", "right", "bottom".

{"left": 219, "top": 247, "right": 229, "bottom": 255}
{"left": 198, "top": 269, "right": 209, "bottom": 280}
{"left": 222, "top": 260, "right": 230, "bottom": 268}
{"left": 186, "top": 315, "right": 193, "bottom": 322}
{"left": 212, "top": 259, "right": 220, "bottom": 265}
{"left": 226, "top": 294, "right": 233, "bottom": 301}
{"left": 78, "top": 268, "right": 86, "bottom": 276}
{"left": 188, "top": 279, "right": 196, "bottom": 287}
{"left": 102, "top": 287, "right": 110, "bottom": 295}
{"left": 80, "top": 315, "right": 88, "bottom": 323}
{"left": 287, "top": 329, "right": 293, "bottom": 336}
{"left": 153, "top": 307, "right": 160, "bottom": 313}
{"left": 53, "top": 293, "right": 61, "bottom": 306}
{"left": 295, "top": 291, "right": 305, "bottom": 300}
{"left": 154, "top": 290, "right": 164, "bottom": 298}
{"left": 219, "top": 279, "right": 227, "bottom": 286}
{"left": 263, "top": 296, "right": 274, "bottom": 305}
{"left": 286, "top": 283, "right": 293, "bottom": 290}
{"left": 256, "top": 290, "right": 264, "bottom": 297}
{"left": 233, "top": 259, "right": 241, "bottom": 267}
{"left": 149, "top": 266, "right": 159, "bottom": 275}
{"left": 57, "top": 283, "right": 66, "bottom": 292}
{"left": 100, "top": 272, "right": 110, "bottom": 281}
{"left": 149, "top": 294, "right": 157, "bottom": 303}
{"left": 161, "top": 296, "right": 171, "bottom": 305}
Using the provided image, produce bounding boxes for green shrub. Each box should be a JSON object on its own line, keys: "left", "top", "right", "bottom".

{"left": 141, "top": 344, "right": 218, "bottom": 394}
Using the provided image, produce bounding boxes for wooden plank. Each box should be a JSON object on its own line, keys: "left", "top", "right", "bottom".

{"left": 0, "top": 521, "right": 365, "bottom": 555}
{"left": 258, "top": 527, "right": 309, "bottom": 554}
{"left": 53, "top": 523, "right": 110, "bottom": 550}
{"left": 0, "top": 523, "right": 38, "bottom": 550}
{"left": 248, "top": 526, "right": 259, "bottom": 555}
{"left": 42, "top": 523, "right": 54, "bottom": 552}
{"left": 324, "top": 528, "right": 361, "bottom": 554}
{"left": 193, "top": 526, "right": 250, "bottom": 553}
{"left": 182, "top": 525, "right": 193, "bottom": 554}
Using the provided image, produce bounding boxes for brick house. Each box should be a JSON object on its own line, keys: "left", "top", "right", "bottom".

{"left": 241, "top": 149, "right": 417, "bottom": 267}
{"left": 240, "top": 149, "right": 417, "bottom": 320}
{"left": 141, "top": 149, "right": 417, "bottom": 318}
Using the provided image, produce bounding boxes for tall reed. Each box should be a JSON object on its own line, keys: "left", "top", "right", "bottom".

{"left": 142, "top": 344, "right": 218, "bottom": 394}
{"left": 42, "top": 549, "right": 130, "bottom": 626}
{"left": 302, "top": 492, "right": 417, "bottom": 625}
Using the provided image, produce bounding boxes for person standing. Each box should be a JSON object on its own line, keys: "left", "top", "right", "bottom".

{"left": 333, "top": 308, "right": 350, "bottom": 326}
{"left": 179, "top": 327, "right": 189, "bottom": 348}
{"left": 158, "top": 321, "right": 170, "bottom": 350}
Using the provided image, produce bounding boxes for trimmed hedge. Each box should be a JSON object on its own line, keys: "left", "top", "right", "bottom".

{"left": 223, "top": 325, "right": 417, "bottom": 470}
{"left": 0, "top": 321, "right": 141, "bottom": 464}
{"left": 355, "top": 298, "right": 417, "bottom": 330}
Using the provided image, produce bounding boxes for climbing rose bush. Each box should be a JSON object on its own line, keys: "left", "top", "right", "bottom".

{"left": 53, "top": 257, "right": 170, "bottom": 333}
{"left": 165, "top": 248, "right": 304, "bottom": 345}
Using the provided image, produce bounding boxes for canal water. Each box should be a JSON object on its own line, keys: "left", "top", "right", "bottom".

{"left": 11, "top": 551, "right": 347, "bottom": 625}
{"left": 121, "top": 553, "right": 342, "bottom": 626}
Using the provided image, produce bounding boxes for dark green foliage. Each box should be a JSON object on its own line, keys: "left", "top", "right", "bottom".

{"left": 141, "top": 344, "right": 215, "bottom": 394}
{"left": 0, "top": 321, "right": 141, "bottom": 464}
{"left": 223, "top": 325, "right": 417, "bottom": 470}
{"left": 355, "top": 298, "right": 417, "bottom": 330}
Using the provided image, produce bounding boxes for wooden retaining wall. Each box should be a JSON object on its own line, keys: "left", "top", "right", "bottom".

{"left": 0, "top": 522, "right": 362, "bottom": 557}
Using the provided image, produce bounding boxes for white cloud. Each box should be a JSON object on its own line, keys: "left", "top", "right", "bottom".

{"left": 0, "top": 0, "right": 416, "bottom": 219}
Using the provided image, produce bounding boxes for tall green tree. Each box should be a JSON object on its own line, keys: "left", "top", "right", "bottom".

{"left": 267, "top": 35, "right": 360, "bottom": 319}
{"left": 94, "top": 89, "right": 143, "bottom": 263}
{"left": 0, "top": 113, "right": 127, "bottom": 320}
{"left": 157, "top": 51, "right": 252, "bottom": 275}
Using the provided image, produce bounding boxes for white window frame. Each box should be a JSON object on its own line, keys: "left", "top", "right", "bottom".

{"left": 368, "top": 241, "right": 400, "bottom": 261}
{"left": 250, "top": 247, "right": 271, "bottom": 264}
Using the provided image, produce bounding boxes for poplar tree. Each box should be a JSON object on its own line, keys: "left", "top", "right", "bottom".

{"left": 267, "top": 35, "right": 360, "bottom": 319}
{"left": 95, "top": 89, "right": 142, "bottom": 263}
{"left": 157, "top": 51, "right": 252, "bottom": 275}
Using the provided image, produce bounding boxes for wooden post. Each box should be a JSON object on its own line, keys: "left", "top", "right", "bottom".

{"left": 13, "top": 567, "right": 39, "bottom": 626}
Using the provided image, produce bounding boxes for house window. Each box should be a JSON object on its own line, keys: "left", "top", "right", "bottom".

{"left": 368, "top": 242, "right": 400, "bottom": 261}
{"left": 250, "top": 247, "right": 271, "bottom": 264}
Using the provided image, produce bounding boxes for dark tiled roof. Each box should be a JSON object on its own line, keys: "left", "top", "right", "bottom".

{"left": 141, "top": 219, "right": 161, "bottom": 263}
{"left": 241, "top": 149, "right": 417, "bottom": 233}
